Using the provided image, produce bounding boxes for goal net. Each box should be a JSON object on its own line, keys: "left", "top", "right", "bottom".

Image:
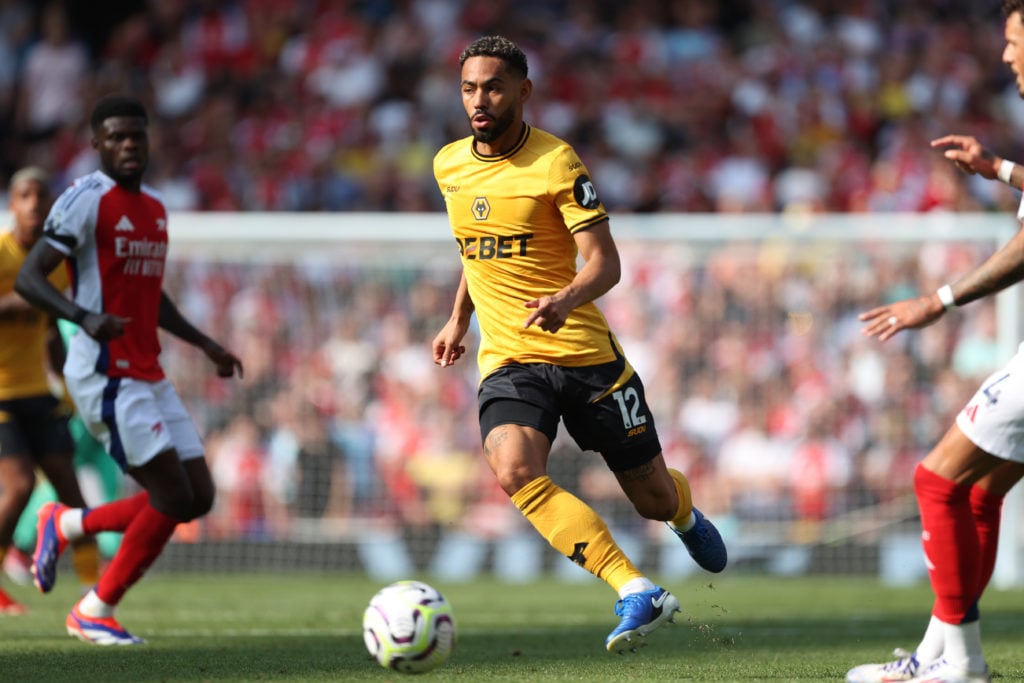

{"left": 141, "top": 212, "right": 1023, "bottom": 586}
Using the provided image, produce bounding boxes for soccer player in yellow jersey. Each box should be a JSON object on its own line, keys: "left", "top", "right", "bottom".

{"left": 0, "top": 167, "right": 99, "bottom": 614}
{"left": 431, "top": 36, "right": 727, "bottom": 653}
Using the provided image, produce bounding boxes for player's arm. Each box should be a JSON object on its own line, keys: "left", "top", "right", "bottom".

{"left": 45, "top": 319, "right": 66, "bottom": 376}
{"left": 524, "top": 219, "right": 620, "bottom": 333}
{"left": 432, "top": 271, "right": 473, "bottom": 367}
{"left": 860, "top": 222, "right": 1024, "bottom": 341}
{"left": 0, "top": 289, "right": 33, "bottom": 313}
{"left": 15, "top": 239, "right": 127, "bottom": 342}
{"left": 158, "top": 290, "right": 242, "bottom": 378}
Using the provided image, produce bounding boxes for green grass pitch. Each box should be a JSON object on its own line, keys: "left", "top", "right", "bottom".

{"left": 1, "top": 573, "right": 1022, "bottom": 682}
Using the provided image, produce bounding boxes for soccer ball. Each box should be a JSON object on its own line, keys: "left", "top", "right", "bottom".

{"left": 362, "top": 580, "right": 456, "bottom": 674}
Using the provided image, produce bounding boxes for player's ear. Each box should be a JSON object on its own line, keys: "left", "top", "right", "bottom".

{"left": 520, "top": 77, "right": 533, "bottom": 104}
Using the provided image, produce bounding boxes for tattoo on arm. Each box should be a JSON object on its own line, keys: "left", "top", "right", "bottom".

{"left": 952, "top": 227, "right": 1024, "bottom": 306}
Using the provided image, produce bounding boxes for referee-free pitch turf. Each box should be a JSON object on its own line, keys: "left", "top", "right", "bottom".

{"left": 1, "top": 573, "right": 1022, "bottom": 682}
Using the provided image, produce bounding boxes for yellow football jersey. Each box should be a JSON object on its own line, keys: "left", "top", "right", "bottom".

{"left": 0, "top": 230, "right": 69, "bottom": 400}
{"left": 434, "top": 124, "right": 622, "bottom": 379}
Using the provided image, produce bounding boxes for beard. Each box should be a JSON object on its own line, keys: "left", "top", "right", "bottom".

{"left": 470, "top": 107, "right": 516, "bottom": 144}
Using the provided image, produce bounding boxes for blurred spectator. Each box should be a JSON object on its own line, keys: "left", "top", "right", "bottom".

{"left": 14, "top": 3, "right": 87, "bottom": 152}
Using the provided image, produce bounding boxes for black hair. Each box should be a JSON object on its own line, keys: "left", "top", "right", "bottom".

{"left": 90, "top": 95, "right": 148, "bottom": 131}
{"left": 1004, "top": 0, "right": 1024, "bottom": 18}
{"left": 459, "top": 36, "right": 528, "bottom": 79}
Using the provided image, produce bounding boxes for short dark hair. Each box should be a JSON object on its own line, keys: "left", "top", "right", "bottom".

{"left": 459, "top": 36, "right": 528, "bottom": 79}
{"left": 1004, "top": 0, "right": 1024, "bottom": 18}
{"left": 90, "top": 95, "right": 148, "bottom": 131}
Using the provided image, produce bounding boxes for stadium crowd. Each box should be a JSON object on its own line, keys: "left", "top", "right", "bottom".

{"left": 0, "top": 1, "right": 1017, "bottom": 555}
{"left": 153, "top": 233, "right": 1001, "bottom": 555}
{"left": 0, "top": 0, "right": 1022, "bottom": 214}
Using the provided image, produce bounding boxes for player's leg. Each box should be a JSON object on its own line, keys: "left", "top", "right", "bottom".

{"left": 35, "top": 414, "right": 102, "bottom": 590}
{"left": 476, "top": 364, "right": 668, "bottom": 653}
{"left": 0, "top": 435, "right": 35, "bottom": 615}
{"left": 577, "top": 367, "right": 726, "bottom": 574}
{"left": 39, "top": 376, "right": 199, "bottom": 644}
{"left": 845, "top": 426, "right": 997, "bottom": 683}
{"left": 485, "top": 420, "right": 675, "bottom": 652}
{"left": 970, "top": 462, "right": 1024, "bottom": 592}
{"left": 29, "top": 377, "right": 150, "bottom": 595}
{"left": 558, "top": 363, "right": 697, "bottom": 652}
{"left": 848, "top": 358, "right": 1024, "bottom": 683}
{"left": 74, "top": 376, "right": 214, "bottom": 644}
{"left": 493, "top": 422, "right": 646, "bottom": 590}
{"left": 847, "top": 426, "right": 997, "bottom": 683}
{"left": 907, "top": 425, "right": 1003, "bottom": 683}
{"left": 613, "top": 455, "right": 727, "bottom": 573}
{"left": 69, "top": 413, "right": 125, "bottom": 558}
{"left": 66, "top": 447, "right": 190, "bottom": 645}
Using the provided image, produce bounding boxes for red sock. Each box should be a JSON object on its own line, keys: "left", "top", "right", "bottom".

{"left": 95, "top": 502, "right": 181, "bottom": 605}
{"left": 82, "top": 492, "right": 149, "bottom": 534}
{"left": 969, "top": 484, "right": 1003, "bottom": 594}
{"left": 914, "top": 464, "right": 979, "bottom": 624}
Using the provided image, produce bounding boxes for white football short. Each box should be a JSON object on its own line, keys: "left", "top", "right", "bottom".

{"left": 66, "top": 373, "right": 204, "bottom": 470}
{"left": 956, "top": 343, "right": 1024, "bottom": 463}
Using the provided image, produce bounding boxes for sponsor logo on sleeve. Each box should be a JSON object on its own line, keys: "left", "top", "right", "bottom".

{"left": 573, "top": 175, "right": 600, "bottom": 209}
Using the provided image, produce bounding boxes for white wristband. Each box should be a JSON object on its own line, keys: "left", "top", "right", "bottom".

{"left": 936, "top": 284, "right": 956, "bottom": 310}
{"left": 998, "top": 159, "right": 1016, "bottom": 185}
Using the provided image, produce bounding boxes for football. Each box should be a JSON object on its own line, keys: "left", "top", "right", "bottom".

{"left": 362, "top": 580, "right": 456, "bottom": 673}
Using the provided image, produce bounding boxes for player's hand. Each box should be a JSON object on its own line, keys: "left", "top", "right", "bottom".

{"left": 524, "top": 294, "right": 571, "bottom": 333}
{"left": 432, "top": 319, "right": 468, "bottom": 367}
{"left": 202, "top": 338, "right": 243, "bottom": 378}
{"left": 56, "top": 378, "right": 76, "bottom": 417}
{"left": 930, "top": 135, "right": 998, "bottom": 178}
{"left": 859, "top": 294, "right": 945, "bottom": 341}
{"left": 80, "top": 311, "right": 131, "bottom": 342}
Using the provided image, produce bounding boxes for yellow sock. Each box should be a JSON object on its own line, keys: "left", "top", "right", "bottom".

{"left": 668, "top": 469, "right": 694, "bottom": 528}
{"left": 510, "top": 475, "right": 642, "bottom": 592}
{"left": 71, "top": 538, "right": 101, "bottom": 586}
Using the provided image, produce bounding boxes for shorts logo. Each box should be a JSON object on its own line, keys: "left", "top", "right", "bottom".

{"left": 573, "top": 175, "right": 600, "bottom": 209}
{"left": 151, "top": 421, "right": 164, "bottom": 435}
{"left": 472, "top": 197, "right": 491, "bottom": 220}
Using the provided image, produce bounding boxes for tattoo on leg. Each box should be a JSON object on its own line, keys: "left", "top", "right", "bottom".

{"left": 484, "top": 427, "right": 510, "bottom": 457}
{"left": 616, "top": 460, "right": 655, "bottom": 484}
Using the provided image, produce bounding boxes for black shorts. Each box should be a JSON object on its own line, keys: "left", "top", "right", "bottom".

{"left": 478, "top": 360, "right": 662, "bottom": 472}
{"left": 0, "top": 394, "right": 74, "bottom": 460}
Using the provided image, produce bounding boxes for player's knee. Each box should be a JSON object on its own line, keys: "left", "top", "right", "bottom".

{"left": 0, "top": 469, "right": 36, "bottom": 506}
{"left": 149, "top": 488, "right": 197, "bottom": 520}
{"left": 496, "top": 468, "right": 540, "bottom": 497}
{"left": 188, "top": 488, "right": 215, "bottom": 520}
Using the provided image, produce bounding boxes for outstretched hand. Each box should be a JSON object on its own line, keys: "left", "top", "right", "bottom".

{"left": 930, "top": 135, "right": 998, "bottom": 178}
{"left": 859, "top": 294, "right": 945, "bottom": 342}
